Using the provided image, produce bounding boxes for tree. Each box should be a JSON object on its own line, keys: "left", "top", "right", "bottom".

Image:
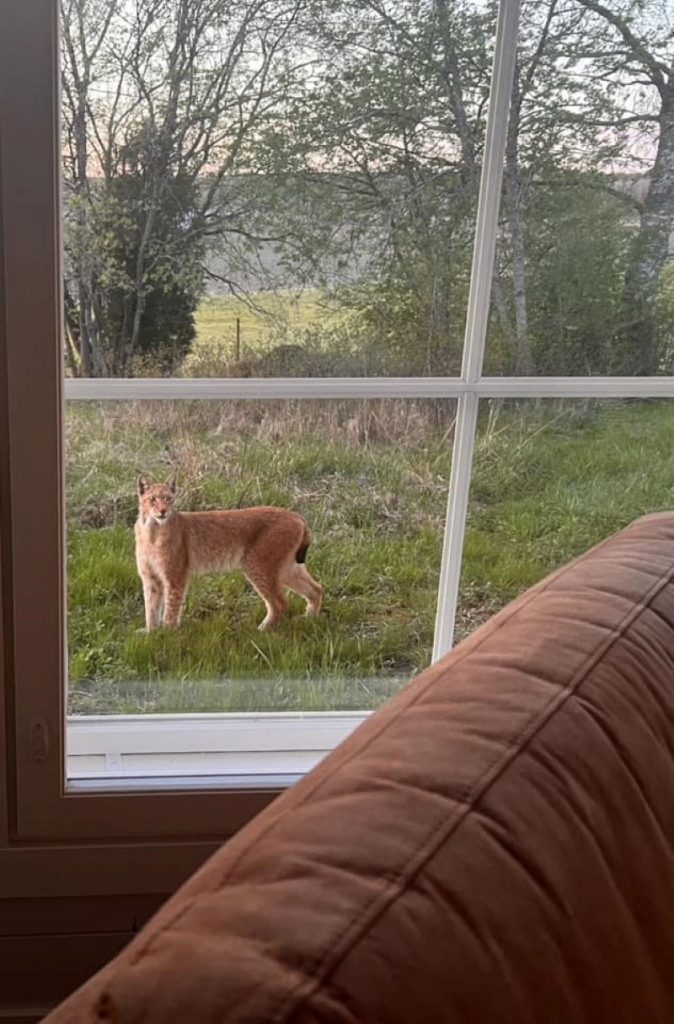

{"left": 61, "top": 0, "right": 309, "bottom": 375}
{"left": 94, "top": 143, "right": 205, "bottom": 373}
{"left": 61, "top": 0, "right": 674, "bottom": 378}
{"left": 264, "top": 0, "right": 632, "bottom": 375}
{"left": 485, "top": 0, "right": 641, "bottom": 375}
{"left": 253, "top": 0, "right": 496, "bottom": 374}
{"left": 522, "top": 182, "right": 632, "bottom": 375}
{"left": 575, "top": 0, "right": 674, "bottom": 374}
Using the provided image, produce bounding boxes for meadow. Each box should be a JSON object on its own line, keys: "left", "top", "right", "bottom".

{"left": 183, "top": 289, "right": 347, "bottom": 374}
{"left": 66, "top": 295, "right": 674, "bottom": 715}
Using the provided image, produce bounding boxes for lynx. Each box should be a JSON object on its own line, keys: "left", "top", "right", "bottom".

{"left": 135, "top": 476, "right": 323, "bottom": 632}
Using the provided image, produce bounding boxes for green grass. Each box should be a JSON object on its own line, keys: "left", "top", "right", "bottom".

{"left": 66, "top": 399, "right": 448, "bottom": 713}
{"left": 186, "top": 290, "right": 344, "bottom": 372}
{"left": 66, "top": 398, "right": 674, "bottom": 715}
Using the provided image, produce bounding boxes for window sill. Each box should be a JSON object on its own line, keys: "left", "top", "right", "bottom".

{"left": 66, "top": 710, "right": 368, "bottom": 790}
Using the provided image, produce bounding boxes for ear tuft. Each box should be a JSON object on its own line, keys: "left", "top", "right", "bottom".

{"left": 137, "top": 474, "right": 150, "bottom": 496}
{"left": 167, "top": 476, "right": 177, "bottom": 496}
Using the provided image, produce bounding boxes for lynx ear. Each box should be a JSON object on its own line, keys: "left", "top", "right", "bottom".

{"left": 137, "top": 474, "right": 150, "bottom": 496}
{"left": 166, "top": 475, "right": 177, "bottom": 496}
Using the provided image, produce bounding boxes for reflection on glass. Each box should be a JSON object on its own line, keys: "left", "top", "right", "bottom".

{"left": 66, "top": 399, "right": 454, "bottom": 713}
{"left": 457, "top": 398, "right": 673, "bottom": 643}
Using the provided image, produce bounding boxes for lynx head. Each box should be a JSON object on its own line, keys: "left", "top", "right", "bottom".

{"left": 137, "top": 475, "right": 178, "bottom": 525}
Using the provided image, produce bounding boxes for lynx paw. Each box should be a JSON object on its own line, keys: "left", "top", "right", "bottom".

{"left": 258, "top": 619, "right": 278, "bottom": 632}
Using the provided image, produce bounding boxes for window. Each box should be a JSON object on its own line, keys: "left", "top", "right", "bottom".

{"left": 2, "top": 0, "right": 673, "bottom": 842}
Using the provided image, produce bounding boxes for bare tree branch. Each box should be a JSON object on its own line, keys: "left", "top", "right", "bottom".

{"left": 574, "top": 0, "right": 668, "bottom": 94}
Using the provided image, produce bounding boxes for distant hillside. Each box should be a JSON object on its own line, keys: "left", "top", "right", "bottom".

{"left": 64, "top": 171, "right": 671, "bottom": 300}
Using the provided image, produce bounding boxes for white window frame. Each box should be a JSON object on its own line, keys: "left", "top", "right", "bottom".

{"left": 4, "top": 0, "right": 674, "bottom": 843}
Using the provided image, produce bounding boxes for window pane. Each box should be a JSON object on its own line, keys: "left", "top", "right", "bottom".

{"left": 482, "top": 1, "right": 669, "bottom": 377}
{"left": 66, "top": 399, "right": 453, "bottom": 733}
{"left": 59, "top": 0, "right": 496, "bottom": 379}
{"left": 457, "top": 398, "right": 670, "bottom": 644}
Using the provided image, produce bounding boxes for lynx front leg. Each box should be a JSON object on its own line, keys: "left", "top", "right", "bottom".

{"left": 140, "top": 571, "right": 163, "bottom": 632}
{"left": 162, "top": 579, "right": 188, "bottom": 629}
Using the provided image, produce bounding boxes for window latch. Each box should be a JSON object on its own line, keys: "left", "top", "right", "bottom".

{"left": 29, "top": 720, "right": 49, "bottom": 763}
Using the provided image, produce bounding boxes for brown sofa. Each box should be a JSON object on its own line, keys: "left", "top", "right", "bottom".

{"left": 44, "top": 513, "right": 674, "bottom": 1023}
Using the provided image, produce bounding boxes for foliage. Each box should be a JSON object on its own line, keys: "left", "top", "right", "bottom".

{"left": 261, "top": 0, "right": 492, "bottom": 372}
{"left": 61, "top": 0, "right": 310, "bottom": 375}
{"left": 655, "top": 263, "right": 674, "bottom": 372}
{"left": 65, "top": 162, "right": 204, "bottom": 374}
{"left": 61, "top": 0, "right": 674, "bottom": 378}
{"left": 238, "top": 0, "right": 669, "bottom": 377}
{"left": 486, "top": 179, "right": 634, "bottom": 374}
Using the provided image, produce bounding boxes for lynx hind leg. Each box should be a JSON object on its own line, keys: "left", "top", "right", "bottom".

{"left": 285, "top": 562, "right": 323, "bottom": 618}
{"left": 244, "top": 565, "right": 289, "bottom": 631}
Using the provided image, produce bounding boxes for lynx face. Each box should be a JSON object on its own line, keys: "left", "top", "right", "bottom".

{"left": 138, "top": 475, "right": 177, "bottom": 525}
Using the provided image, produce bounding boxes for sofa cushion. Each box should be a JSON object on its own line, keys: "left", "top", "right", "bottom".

{"left": 45, "top": 513, "right": 674, "bottom": 1023}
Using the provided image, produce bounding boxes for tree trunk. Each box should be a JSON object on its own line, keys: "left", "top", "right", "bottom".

{"left": 63, "top": 283, "right": 81, "bottom": 376}
{"left": 122, "top": 0, "right": 187, "bottom": 371}
{"left": 504, "top": 176, "right": 533, "bottom": 375}
{"left": 491, "top": 270, "right": 515, "bottom": 349}
{"left": 73, "top": 89, "right": 94, "bottom": 376}
{"left": 503, "top": 81, "right": 533, "bottom": 376}
{"left": 620, "top": 94, "right": 674, "bottom": 375}
{"left": 434, "top": 0, "right": 477, "bottom": 184}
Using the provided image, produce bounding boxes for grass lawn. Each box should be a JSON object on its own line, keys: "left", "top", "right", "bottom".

{"left": 66, "top": 398, "right": 674, "bottom": 715}
{"left": 185, "top": 290, "right": 344, "bottom": 372}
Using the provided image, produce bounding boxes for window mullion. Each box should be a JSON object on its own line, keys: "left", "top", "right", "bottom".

{"left": 433, "top": 391, "right": 479, "bottom": 661}
{"left": 433, "top": 0, "right": 521, "bottom": 661}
